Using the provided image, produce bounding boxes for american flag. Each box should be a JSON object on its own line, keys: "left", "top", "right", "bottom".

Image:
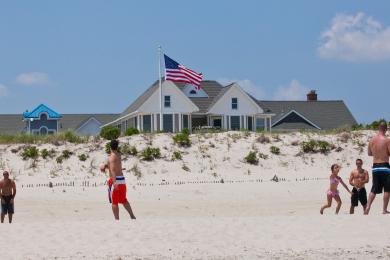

{"left": 164, "top": 54, "right": 203, "bottom": 89}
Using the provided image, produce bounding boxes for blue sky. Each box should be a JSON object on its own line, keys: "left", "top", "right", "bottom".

{"left": 0, "top": 1, "right": 389, "bottom": 123}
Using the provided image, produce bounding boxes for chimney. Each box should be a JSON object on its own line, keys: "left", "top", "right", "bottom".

{"left": 307, "top": 90, "right": 317, "bottom": 101}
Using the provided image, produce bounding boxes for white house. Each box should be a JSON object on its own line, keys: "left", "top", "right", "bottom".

{"left": 104, "top": 80, "right": 275, "bottom": 133}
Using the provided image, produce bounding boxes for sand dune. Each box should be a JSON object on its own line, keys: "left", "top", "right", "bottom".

{"left": 1, "top": 131, "right": 389, "bottom": 259}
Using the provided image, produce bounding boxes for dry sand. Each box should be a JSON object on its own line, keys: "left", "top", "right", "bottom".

{"left": 1, "top": 131, "right": 390, "bottom": 259}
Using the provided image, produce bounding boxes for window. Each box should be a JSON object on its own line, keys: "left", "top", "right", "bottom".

{"left": 232, "top": 98, "right": 238, "bottom": 110}
{"left": 164, "top": 96, "right": 171, "bottom": 108}
{"left": 189, "top": 90, "right": 197, "bottom": 95}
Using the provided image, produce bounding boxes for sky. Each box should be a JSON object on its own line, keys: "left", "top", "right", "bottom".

{"left": 0, "top": 1, "right": 389, "bottom": 124}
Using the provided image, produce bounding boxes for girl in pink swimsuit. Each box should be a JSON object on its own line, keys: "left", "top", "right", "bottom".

{"left": 320, "top": 164, "right": 351, "bottom": 214}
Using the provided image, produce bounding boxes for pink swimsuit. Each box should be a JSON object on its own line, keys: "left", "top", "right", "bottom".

{"left": 327, "top": 177, "right": 340, "bottom": 198}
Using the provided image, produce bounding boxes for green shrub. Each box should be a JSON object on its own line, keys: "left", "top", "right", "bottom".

{"left": 181, "top": 128, "right": 190, "bottom": 135}
{"left": 366, "top": 119, "right": 387, "bottom": 130}
{"left": 64, "top": 131, "right": 83, "bottom": 143}
{"left": 21, "top": 146, "right": 39, "bottom": 160}
{"left": 172, "top": 151, "right": 182, "bottom": 161}
{"left": 270, "top": 146, "right": 280, "bottom": 155}
{"left": 124, "top": 127, "right": 139, "bottom": 136}
{"left": 40, "top": 149, "right": 49, "bottom": 159}
{"left": 105, "top": 142, "right": 111, "bottom": 154}
{"left": 140, "top": 147, "right": 161, "bottom": 161}
{"left": 301, "top": 140, "right": 334, "bottom": 154}
{"left": 100, "top": 126, "right": 120, "bottom": 140}
{"left": 56, "top": 156, "right": 64, "bottom": 164}
{"left": 40, "top": 148, "right": 56, "bottom": 159}
{"left": 244, "top": 151, "right": 259, "bottom": 165}
{"left": 78, "top": 154, "right": 88, "bottom": 161}
{"left": 129, "top": 146, "right": 138, "bottom": 156}
{"left": 352, "top": 124, "right": 365, "bottom": 131}
{"left": 300, "top": 140, "right": 318, "bottom": 153}
{"left": 173, "top": 133, "right": 191, "bottom": 147}
{"left": 317, "top": 140, "right": 331, "bottom": 154}
{"left": 62, "top": 150, "right": 73, "bottom": 159}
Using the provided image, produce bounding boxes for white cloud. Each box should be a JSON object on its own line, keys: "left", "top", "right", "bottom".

{"left": 273, "top": 80, "right": 309, "bottom": 100}
{"left": 16, "top": 72, "right": 50, "bottom": 86}
{"left": 318, "top": 12, "right": 390, "bottom": 62}
{"left": 218, "top": 78, "right": 266, "bottom": 99}
{"left": 0, "top": 84, "right": 8, "bottom": 97}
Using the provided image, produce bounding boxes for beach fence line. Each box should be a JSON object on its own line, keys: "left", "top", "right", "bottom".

{"left": 20, "top": 177, "right": 328, "bottom": 189}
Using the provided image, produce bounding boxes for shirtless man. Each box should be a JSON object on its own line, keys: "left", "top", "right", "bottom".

{"left": 365, "top": 122, "right": 390, "bottom": 214}
{"left": 349, "top": 159, "right": 369, "bottom": 214}
{"left": 101, "top": 139, "right": 136, "bottom": 220}
{"left": 0, "top": 171, "right": 16, "bottom": 223}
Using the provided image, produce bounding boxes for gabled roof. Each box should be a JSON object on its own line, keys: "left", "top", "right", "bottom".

{"left": 23, "top": 104, "right": 62, "bottom": 119}
{"left": 118, "top": 80, "right": 160, "bottom": 119}
{"left": 0, "top": 114, "right": 118, "bottom": 134}
{"left": 174, "top": 80, "right": 225, "bottom": 113}
{"left": 59, "top": 114, "right": 118, "bottom": 132}
{"left": 255, "top": 100, "right": 357, "bottom": 130}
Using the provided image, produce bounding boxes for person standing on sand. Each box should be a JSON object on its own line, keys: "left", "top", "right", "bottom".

{"left": 349, "top": 159, "right": 369, "bottom": 214}
{"left": 0, "top": 171, "right": 16, "bottom": 223}
{"left": 320, "top": 164, "right": 351, "bottom": 215}
{"left": 100, "top": 139, "right": 136, "bottom": 220}
{"left": 365, "top": 122, "right": 390, "bottom": 215}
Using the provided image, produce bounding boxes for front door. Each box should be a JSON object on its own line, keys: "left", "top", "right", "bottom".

{"left": 143, "top": 115, "right": 151, "bottom": 132}
{"left": 247, "top": 116, "right": 253, "bottom": 131}
{"left": 163, "top": 114, "right": 173, "bottom": 132}
{"left": 230, "top": 116, "right": 240, "bottom": 130}
{"left": 213, "top": 118, "right": 222, "bottom": 128}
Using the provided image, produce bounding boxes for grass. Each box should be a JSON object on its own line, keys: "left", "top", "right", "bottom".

{"left": 244, "top": 151, "right": 259, "bottom": 165}
{"left": 0, "top": 131, "right": 88, "bottom": 144}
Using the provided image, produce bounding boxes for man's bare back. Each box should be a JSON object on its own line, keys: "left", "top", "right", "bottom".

{"left": 368, "top": 134, "right": 390, "bottom": 164}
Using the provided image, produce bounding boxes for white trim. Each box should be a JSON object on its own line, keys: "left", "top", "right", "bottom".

{"left": 38, "top": 126, "right": 49, "bottom": 135}
{"left": 271, "top": 110, "right": 321, "bottom": 130}
{"left": 101, "top": 111, "right": 139, "bottom": 128}
{"left": 75, "top": 117, "right": 102, "bottom": 132}
{"left": 207, "top": 83, "right": 264, "bottom": 114}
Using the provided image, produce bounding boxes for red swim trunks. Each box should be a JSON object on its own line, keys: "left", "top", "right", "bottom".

{"left": 108, "top": 176, "right": 128, "bottom": 205}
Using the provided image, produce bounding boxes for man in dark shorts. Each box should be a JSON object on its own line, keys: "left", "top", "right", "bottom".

{"left": 0, "top": 171, "right": 17, "bottom": 223}
{"left": 349, "top": 159, "right": 369, "bottom": 214}
{"left": 365, "top": 122, "right": 390, "bottom": 214}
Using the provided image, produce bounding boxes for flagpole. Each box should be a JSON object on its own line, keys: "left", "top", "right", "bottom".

{"left": 158, "top": 46, "right": 163, "bottom": 132}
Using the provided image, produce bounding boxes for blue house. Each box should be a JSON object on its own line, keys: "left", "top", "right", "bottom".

{"left": 23, "top": 104, "right": 62, "bottom": 135}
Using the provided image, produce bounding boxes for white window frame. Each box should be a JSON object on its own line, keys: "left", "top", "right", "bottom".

{"left": 164, "top": 95, "right": 171, "bottom": 108}
{"left": 231, "top": 97, "right": 238, "bottom": 110}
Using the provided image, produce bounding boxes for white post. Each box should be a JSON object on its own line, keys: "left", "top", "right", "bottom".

{"left": 173, "top": 113, "right": 176, "bottom": 133}
{"left": 158, "top": 46, "right": 163, "bottom": 132}
{"left": 264, "top": 117, "right": 267, "bottom": 132}
{"left": 188, "top": 114, "right": 192, "bottom": 133}
{"left": 179, "top": 113, "right": 182, "bottom": 132}
{"left": 269, "top": 117, "right": 272, "bottom": 133}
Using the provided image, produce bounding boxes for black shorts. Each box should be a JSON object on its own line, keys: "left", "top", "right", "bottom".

{"left": 1, "top": 195, "right": 14, "bottom": 214}
{"left": 351, "top": 187, "right": 367, "bottom": 207}
{"left": 371, "top": 163, "right": 390, "bottom": 194}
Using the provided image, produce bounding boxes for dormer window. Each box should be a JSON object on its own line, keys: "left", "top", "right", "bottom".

{"left": 164, "top": 96, "right": 171, "bottom": 108}
{"left": 232, "top": 98, "right": 238, "bottom": 110}
{"left": 189, "top": 90, "right": 197, "bottom": 95}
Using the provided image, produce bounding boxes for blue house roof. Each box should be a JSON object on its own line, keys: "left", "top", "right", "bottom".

{"left": 23, "top": 104, "right": 62, "bottom": 119}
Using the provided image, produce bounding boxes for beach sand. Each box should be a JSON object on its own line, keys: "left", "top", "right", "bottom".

{"left": 1, "top": 131, "right": 389, "bottom": 259}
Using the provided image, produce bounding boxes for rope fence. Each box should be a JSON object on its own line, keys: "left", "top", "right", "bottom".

{"left": 20, "top": 177, "right": 329, "bottom": 189}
